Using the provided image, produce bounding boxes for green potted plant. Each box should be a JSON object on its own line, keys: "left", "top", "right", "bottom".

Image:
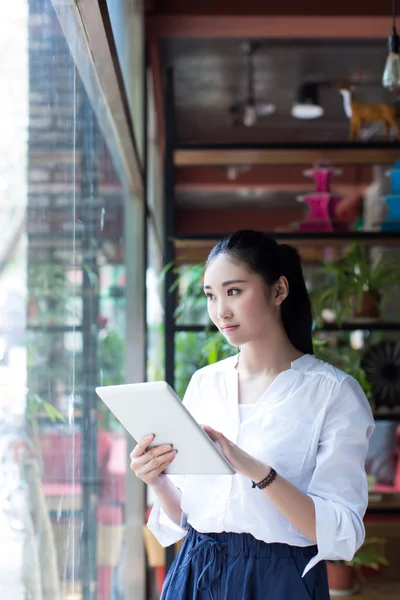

{"left": 313, "top": 338, "right": 373, "bottom": 406}
{"left": 326, "top": 537, "right": 388, "bottom": 596}
{"left": 175, "top": 329, "right": 235, "bottom": 398}
{"left": 311, "top": 258, "right": 352, "bottom": 325}
{"left": 312, "top": 243, "right": 400, "bottom": 325}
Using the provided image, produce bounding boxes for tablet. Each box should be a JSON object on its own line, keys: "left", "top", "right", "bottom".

{"left": 95, "top": 381, "right": 235, "bottom": 475}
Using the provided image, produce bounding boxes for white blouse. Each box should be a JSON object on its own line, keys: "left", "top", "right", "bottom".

{"left": 147, "top": 353, "right": 375, "bottom": 576}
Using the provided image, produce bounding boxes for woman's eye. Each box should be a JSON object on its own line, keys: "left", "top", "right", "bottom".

{"left": 205, "top": 292, "right": 215, "bottom": 300}
{"left": 227, "top": 288, "right": 240, "bottom": 296}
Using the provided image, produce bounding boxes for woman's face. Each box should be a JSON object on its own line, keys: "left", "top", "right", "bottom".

{"left": 203, "top": 254, "right": 282, "bottom": 347}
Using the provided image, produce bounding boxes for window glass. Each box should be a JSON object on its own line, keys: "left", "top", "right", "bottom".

{"left": 0, "top": 1, "right": 137, "bottom": 597}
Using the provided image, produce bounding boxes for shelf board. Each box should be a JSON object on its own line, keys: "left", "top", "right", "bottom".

{"left": 175, "top": 231, "right": 400, "bottom": 244}
{"left": 173, "top": 232, "right": 400, "bottom": 264}
{"left": 317, "top": 322, "right": 400, "bottom": 331}
{"left": 371, "top": 413, "right": 400, "bottom": 421}
{"left": 339, "top": 581, "right": 400, "bottom": 600}
{"left": 174, "top": 142, "right": 400, "bottom": 167}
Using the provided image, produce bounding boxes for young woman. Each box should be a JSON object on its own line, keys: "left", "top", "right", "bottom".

{"left": 130, "top": 230, "right": 375, "bottom": 600}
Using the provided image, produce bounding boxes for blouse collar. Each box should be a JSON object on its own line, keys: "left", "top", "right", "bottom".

{"left": 229, "top": 352, "right": 314, "bottom": 373}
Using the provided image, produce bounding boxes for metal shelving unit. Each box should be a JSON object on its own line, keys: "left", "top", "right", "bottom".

{"left": 162, "top": 69, "right": 400, "bottom": 559}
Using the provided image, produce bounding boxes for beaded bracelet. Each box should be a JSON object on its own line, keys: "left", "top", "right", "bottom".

{"left": 251, "top": 467, "right": 277, "bottom": 489}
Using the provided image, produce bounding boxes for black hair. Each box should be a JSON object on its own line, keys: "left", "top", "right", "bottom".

{"left": 206, "top": 230, "right": 313, "bottom": 355}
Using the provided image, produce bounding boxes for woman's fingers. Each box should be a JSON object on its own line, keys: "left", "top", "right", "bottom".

{"left": 132, "top": 449, "right": 178, "bottom": 485}
{"left": 203, "top": 425, "right": 224, "bottom": 444}
{"left": 203, "top": 425, "right": 230, "bottom": 454}
{"left": 132, "top": 442, "right": 171, "bottom": 461}
{"left": 138, "top": 449, "right": 178, "bottom": 476}
{"left": 130, "top": 434, "right": 155, "bottom": 459}
{"left": 130, "top": 443, "right": 174, "bottom": 469}
{"left": 130, "top": 441, "right": 177, "bottom": 481}
{"left": 129, "top": 434, "right": 179, "bottom": 485}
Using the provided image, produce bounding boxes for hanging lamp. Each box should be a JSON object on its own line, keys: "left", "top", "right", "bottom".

{"left": 229, "top": 42, "right": 276, "bottom": 127}
{"left": 382, "top": 0, "right": 400, "bottom": 89}
{"left": 291, "top": 83, "right": 324, "bottom": 120}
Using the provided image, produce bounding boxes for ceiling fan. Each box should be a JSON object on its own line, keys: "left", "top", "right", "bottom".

{"left": 229, "top": 41, "right": 276, "bottom": 127}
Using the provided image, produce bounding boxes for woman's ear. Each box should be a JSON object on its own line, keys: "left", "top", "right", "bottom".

{"left": 274, "top": 276, "right": 289, "bottom": 306}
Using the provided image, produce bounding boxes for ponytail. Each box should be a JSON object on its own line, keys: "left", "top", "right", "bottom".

{"left": 278, "top": 244, "right": 314, "bottom": 355}
{"left": 207, "top": 230, "right": 314, "bottom": 356}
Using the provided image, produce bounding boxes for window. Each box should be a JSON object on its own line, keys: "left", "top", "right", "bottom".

{"left": 0, "top": 1, "right": 144, "bottom": 597}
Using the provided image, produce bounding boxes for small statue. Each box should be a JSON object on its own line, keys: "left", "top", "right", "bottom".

{"left": 297, "top": 161, "right": 350, "bottom": 232}
{"left": 338, "top": 73, "right": 400, "bottom": 141}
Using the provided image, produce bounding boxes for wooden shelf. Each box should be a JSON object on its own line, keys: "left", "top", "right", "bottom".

{"left": 175, "top": 145, "right": 400, "bottom": 167}
{"left": 173, "top": 232, "right": 400, "bottom": 264}
{"left": 335, "top": 581, "right": 400, "bottom": 599}
{"left": 368, "top": 493, "right": 400, "bottom": 511}
{"left": 175, "top": 231, "right": 400, "bottom": 245}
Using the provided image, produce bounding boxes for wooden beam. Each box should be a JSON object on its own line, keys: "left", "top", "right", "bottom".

{"left": 174, "top": 239, "right": 344, "bottom": 265}
{"left": 175, "top": 233, "right": 400, "bottom": 246}
{"left": 175, "top": 165, "right": 372, "bottom": 192}
{"left": 149, "top": 0, "right": 393, "bottom": 16}
{"left": 52, "top": 0, "right": 144, "bottom": 198}
{"left": 174, "top": 233, "right": 400, "bottom": 265}
{"left": 175, "top": 148, "right": 400, "bottom": 167}
{"left": 147, "top": 15, "right": 392, "bottom": 40}
{"left": 174, "top": 245, "right": 327, "bottom": 265}
{"left": 174, "top": 230, "right": 400, "bottom": 264}
{"left": 148, "top": 41, "right": 165, "bottom": 156}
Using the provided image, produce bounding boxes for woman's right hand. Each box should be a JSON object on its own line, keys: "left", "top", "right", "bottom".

{"left": 130, "top": 434, "right": 178, "bottom": 488}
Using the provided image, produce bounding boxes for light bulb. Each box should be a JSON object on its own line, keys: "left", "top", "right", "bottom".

{"left": 382, "top": 52, "right": 400, "bottom": 89}
{"left": 243, "top": 103, "right": 257, "bottom": 127}
{"left": 291, "top": 103, "right": 324, "bottom": 120}
{"left": 383, "top": 26, "right": 400, "bottom": 90}
{"left": 291, "top": 83, "right": 324, "bottom": 120}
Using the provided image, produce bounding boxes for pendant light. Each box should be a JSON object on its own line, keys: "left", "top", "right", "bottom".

{"left": 382, "top": 0, "right": 400, "bottom": 90}
{"left": 291, "top": 83, "right": 324, "bottom": 120}
{"left": 243, "top": 42, "right": 258, "bottom": 127}
{"left": 229, "top": 42, "right": 276, "bottom": 127}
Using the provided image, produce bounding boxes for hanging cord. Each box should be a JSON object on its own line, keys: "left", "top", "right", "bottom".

{"left": 393, "top": 0, "right": 397, "bottom": 29}
{"left": 246, "top": 43, "right": 254, "bottom": 103}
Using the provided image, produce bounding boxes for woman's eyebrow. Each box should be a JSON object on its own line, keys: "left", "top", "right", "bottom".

{"left": 203, "top": 279, "right": 247, "bottom": 290}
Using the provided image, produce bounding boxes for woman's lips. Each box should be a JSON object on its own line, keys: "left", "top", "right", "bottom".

{"left": 222, "top": 325, "right": 239, "bottom": 333}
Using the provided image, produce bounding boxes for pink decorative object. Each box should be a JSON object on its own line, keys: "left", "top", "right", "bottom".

{"left": 297, "top": 161, "right": 349, "bottom": 232}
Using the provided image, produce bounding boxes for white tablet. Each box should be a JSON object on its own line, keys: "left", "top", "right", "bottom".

{"left": 95, "top": 381, "right": 235, "bottom": 475}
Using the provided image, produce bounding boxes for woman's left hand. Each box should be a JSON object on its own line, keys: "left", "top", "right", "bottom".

{"left": 202, "top": 425, "right": 270, "bottom": 483}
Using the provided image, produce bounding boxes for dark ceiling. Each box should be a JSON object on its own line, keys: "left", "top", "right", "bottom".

{"left": 164, "top": 38, "right": 397, "bottom": 144}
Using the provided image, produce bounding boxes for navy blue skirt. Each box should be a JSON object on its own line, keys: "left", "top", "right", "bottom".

{"left": 161, "top": 527, "right": 330, "bottom": 600}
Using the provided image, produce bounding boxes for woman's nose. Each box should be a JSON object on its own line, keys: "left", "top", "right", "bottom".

{"left": 217, "top": 299, "right": 233, "bottom": 320}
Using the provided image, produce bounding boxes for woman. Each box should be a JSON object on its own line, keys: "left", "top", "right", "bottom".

{"left": 130, "top": 230, "right": 375, "bottom": 599}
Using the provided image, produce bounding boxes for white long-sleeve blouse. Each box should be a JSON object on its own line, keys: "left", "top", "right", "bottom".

{"left": 147, "top": 353, "right": 375, "bottom": 576}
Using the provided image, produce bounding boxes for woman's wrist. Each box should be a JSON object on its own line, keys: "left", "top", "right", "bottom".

{"left": 246, "top": 460, "right": 272, "bottom": 484}
{"left": 150, "top": 474, "right": 169, "bottom": 493}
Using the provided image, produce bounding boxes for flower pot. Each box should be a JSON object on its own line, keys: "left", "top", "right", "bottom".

{"left": 327, "top": 562, "right": 356, "bottom": 596}
{"left": 352, "top": 291, "right": 381, "bottom": 319}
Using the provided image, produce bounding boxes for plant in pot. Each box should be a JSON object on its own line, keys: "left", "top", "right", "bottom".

{"left": 326, "top": 537, "right": 388, "bottom": 596}
{"left": 312, "top": 243, "right": 400, "bottom": 325}
{"left": 313, "top": 338, "right": 373, "bottom": 405}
